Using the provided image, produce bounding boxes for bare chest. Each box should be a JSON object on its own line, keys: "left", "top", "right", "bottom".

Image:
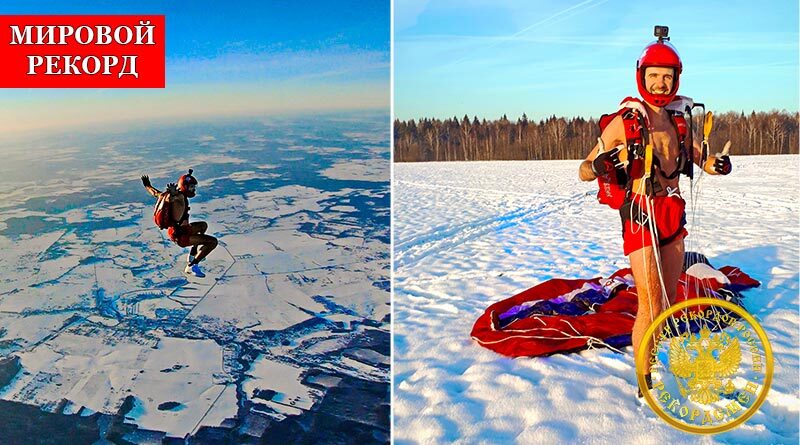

{"left": 648, "top": 120, "right": 681, "bottom": 174}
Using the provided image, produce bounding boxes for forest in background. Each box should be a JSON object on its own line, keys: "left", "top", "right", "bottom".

{"left": 394, "top": 111, "right": 799, "bottom": 162}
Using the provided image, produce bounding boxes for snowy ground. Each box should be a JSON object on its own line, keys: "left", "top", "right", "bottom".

{"left": 393, "top": 156, "right": 799, "bottom": 444}
{"left": 0, "top": 116, "right": 390, "bottom": 442}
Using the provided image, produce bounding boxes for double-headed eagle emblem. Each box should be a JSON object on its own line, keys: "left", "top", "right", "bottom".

{"left": 669, "top": 327, "right": 741, "bottom": 404}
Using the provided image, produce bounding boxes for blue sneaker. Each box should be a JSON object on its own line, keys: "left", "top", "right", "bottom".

{"left": 184, "top": 263, "right": 205, "bottom": 278}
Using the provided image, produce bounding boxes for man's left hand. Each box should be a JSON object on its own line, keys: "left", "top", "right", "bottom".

{"left": 713, "top": 155, "right": 732, "bottom": 175}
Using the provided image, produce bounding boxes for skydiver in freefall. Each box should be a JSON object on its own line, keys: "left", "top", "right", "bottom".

{"left": 142, "top": 169, "right": 218, "bottom": 278}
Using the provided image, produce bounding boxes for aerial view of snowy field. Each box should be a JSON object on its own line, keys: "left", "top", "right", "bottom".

{"left": 393, "top": 156, "right": 798, "bottom": 444}
{"left": 0, "top": 113, "right": 389, "bottom": 443}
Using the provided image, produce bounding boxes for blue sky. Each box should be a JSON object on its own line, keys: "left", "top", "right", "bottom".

{"left": 395, "top": 0, "right": 799, "bottom": 120}
{"left": 1, "top": 0, "right": 389, "bottom": 134}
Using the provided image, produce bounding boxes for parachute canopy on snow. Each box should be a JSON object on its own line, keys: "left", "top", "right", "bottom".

{"left": 471, "top": 263, "right": 760, "bottom": 358}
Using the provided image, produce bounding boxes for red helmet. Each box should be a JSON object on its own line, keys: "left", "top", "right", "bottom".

{"left": 178, "top": 169, "right": 197, "bottom": 197}
{"left": 636, "top": 40, "right": 682, "bottom": 107}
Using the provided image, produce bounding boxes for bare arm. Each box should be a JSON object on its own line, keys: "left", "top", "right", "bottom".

{"left": 689, "top": 132, "right": 704, "bottom": 168}
{"left": 141, "top": 175, "right": 162, "bottom": 198}
{"left": 578, "top": 158, "right": 597, "bottom": 181}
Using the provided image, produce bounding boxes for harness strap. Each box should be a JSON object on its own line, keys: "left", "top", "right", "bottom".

{"left": 617, "top": 102, "right": 689, "bottom": 194}
{"left": 656, "top": 111, "right": 691, "bottom": 180}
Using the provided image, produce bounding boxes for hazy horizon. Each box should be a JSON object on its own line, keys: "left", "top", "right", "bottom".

{"left": 0, "top": 0, "right": 389, "bottom": 137}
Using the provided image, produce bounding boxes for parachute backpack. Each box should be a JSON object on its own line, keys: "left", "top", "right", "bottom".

{"left": 153, "top": 188, "right": 175, "bottom": 229}
{"left": 153, "top": 169, "right": 195, "bottom": 229}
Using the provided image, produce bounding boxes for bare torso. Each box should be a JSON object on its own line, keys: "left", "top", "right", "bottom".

{"left": 644, "top": 106, "right": 682, "bottom": 194}
{"left": 170, "top": 194, "right": 188, "bottom": 225}
{"left": 583, "top": 104, "right": 686, "bottom": 196}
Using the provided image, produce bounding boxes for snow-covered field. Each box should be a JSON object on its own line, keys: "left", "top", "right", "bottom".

{"left": 0, "top": 116, "right": 390, "bottom": 442}
{"left": 393, "top": 156, "right": 799, "bottom": 444}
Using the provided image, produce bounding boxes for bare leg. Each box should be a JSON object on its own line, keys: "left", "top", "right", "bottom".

{"left": 659, "top": 238, "right": 685, "bottom": 305}
{"left": 188, "top": 234, "right": 217, "bottom": 264}
{"left": 630, "top": 237, "right": 686, "bottom": 374}
{"left": 190, "top": 221, "right": 208, "bottom": 234}
{"left": 630, "top": 245, "right": 665, "bottom": 373}
{"left": 188, "top": 222, "right": 209, "bottom": 257}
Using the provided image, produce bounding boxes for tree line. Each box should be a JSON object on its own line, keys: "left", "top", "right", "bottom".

{"left": 394, "top": 111, "right": 799, "bottom": 162}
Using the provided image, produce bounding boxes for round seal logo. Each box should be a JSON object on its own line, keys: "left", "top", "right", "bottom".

{"left": 636, "top": 298, "right": 773, "bottom": 434}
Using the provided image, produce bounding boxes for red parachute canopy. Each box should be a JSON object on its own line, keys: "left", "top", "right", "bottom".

{"left": 470, "top": 265, "right": 759, "bottom": 358}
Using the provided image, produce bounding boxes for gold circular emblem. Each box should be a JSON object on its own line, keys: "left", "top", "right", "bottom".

{"left": 636, "top": 298, "right": 773, "bottom": 434}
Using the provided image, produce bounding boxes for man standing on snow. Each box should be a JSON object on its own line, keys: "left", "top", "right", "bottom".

{"left": 577, "top": 26, "right": 732, "bottom": 396}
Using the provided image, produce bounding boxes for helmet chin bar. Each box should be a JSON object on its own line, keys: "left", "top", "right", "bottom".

{"left": 643, "top": 91, "right": 674, "bottom": 107}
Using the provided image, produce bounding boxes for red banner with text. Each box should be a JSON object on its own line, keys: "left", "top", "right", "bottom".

{"left": 0, "top": 15, "right": 165, "bottom": 88}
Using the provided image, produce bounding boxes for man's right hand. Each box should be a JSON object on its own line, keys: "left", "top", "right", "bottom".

{"left": 591, "top": 147, "right": 624, "bottom": 177}
{"left": 141, "top": 175, "right": 151, "bottom": 188}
